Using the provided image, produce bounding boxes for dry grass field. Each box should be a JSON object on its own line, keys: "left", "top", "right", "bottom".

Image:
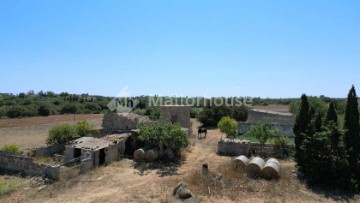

{"left": 251, "top": 105, "right": 290, "bottom": 113}
{"left": 0, "top": 116, "right": 359, "bottom": 202}
{"left": 0, "top": 114, "right": 103, "bottom": 152}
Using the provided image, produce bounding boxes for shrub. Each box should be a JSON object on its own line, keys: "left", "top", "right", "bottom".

{"left": 245, "top": 121, "right": 276, "bottom": 155}
{"left": 197, "top": 105, "right": 248, "bottom": 127}
{"left": 60, "top": 103, "right": 77, "bottom": 114}
{"left": 145, "top": 106, "right": 160, "bottom": 120}
{"left": 190, "top": 107, "right": 202, "bottom": 118}
{"left": 218, "top": 116, "right": 238, "bottom": 139}
{"left": 139, "top": 121, "right": 188, "bottom": 155}
{"left": 0, "top": 145, "right": 20, "bottom": 154}
{"left": 6, "top": 106, "right": 27, "bottom": 118}
{"left": 47, "top": 124, "right": 77, "bottom": 144}
{"left": 232, "top": 106, "right": 248, "bottom": 122}
{"left": 75, "top": 120, "right": 93, "bottom": 137}
{"left": 132, "top": 108, "right": 146, "bottom": 116}
{"left": 38, "top": 104, "right": 50, "bottom": 116}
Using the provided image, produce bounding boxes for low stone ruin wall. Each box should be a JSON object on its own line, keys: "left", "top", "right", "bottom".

{"left": 218, "top": 139, "right": 251, "bottom": 156}
{"left": 0, "top": 151, "right": 60, "bottom": 180}
{"left": 250, "top": 143, "right": 295, "bottom": 158}
{"left": 29, "top": 145, "right": 65, "bottom": 157}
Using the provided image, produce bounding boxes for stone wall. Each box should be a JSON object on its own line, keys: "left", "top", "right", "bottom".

{"left": 160, "top": 105, "right": 191, "bottom": 129}
{"left": 239, "top": 123, "right": 295, "bottom": 137}
{"left": 102, "top": 113, "right": 152, "bottom": 134}
{"left": 0, "top": 151, "right": 60, "bottom": 180}
{"left": 29, "top": 145, "right": 65, "bottom": 157}
{"left": 250, "top": 143, "right": 295, "bottom": 158}
{"left": 217, "top": 139, "right": 251, "bottom": 156}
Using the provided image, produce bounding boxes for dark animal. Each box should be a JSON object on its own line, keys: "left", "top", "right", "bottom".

{"left": 198, "top": 128, "right": 207, "bottom": 139}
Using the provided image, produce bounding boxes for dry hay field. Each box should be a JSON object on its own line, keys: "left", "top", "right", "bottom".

{"left": 1, "top": 117, "right": 359, "bottom": 202}
{"left": 0, "top": 114, "right": 103, "bottom": 152}
{"left": 251, "top": 105, "right": 290, "bottom": 113}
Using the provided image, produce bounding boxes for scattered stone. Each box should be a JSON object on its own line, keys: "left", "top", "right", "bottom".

{"left": 177, "top": 187, "right": 192, "bottom": 199}
{"left": 37, "top": 185, "right": 47, "bottom": 191}
{"left": 214, "top": 172, "right": 223, "bottom": 180}
{"left": 173, "top": 182, "right": 192, "bottom": 200}
{"left": 173, "top": 182, "right": 188, "bottom": 196}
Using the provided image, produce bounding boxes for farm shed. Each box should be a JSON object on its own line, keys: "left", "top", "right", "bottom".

{"left": 102, "top": 113, "right": 153, "bottom": 134}
{"left": 65, "top": 134, "right": 129, "bottom": 167}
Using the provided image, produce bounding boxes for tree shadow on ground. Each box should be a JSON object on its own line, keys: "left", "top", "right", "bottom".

{"left": 298, "top": 175, "right": 358, "bottom": 202}
{"left": 133, "top": 158, "right": 185, "bottom": 177}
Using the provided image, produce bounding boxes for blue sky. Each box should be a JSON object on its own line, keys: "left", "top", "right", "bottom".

{"left": 0, "top": 0, "right": 359, "bottom": 98}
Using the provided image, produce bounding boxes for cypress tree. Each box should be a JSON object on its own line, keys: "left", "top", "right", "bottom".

{"left": 325, "top": 101, "right": 338, "bottom": 124}
{"left": 344, "top": 85, "right": 360, "bottom": 188}
{"left": 293, "top": 94, "right": 311, "bottom": 171}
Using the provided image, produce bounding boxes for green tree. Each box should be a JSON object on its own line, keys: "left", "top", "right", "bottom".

{"left": 60, "top": 103, "right": 77, "bottom": 114}
{"left": 344, "top": 85, "right": 360, "bottom": 188}
{"left": 38, "top": 104, "right": 50, "bottom": 116}
{"left": 139, "top": 121, "right": 188, "bottom": 155}
{"left": 145, "top": 106, "right": 160, "bottom": 120}
{"left": 244, "top": 121, "right": 275, "bottom": 155}
{"left": 293, "top": 94, "right": 311, "bottom": 171}
{"left": 218, "top": 116, "right": 238, "bottom": 139}
{"left": 325, "top": 101, "right": 338, "bottom": 124}
{"left": 47, "top": 124, "right": 77, "bottom": 144}
{"left": 232, "top": 106, "right": 248, "bottom": 122}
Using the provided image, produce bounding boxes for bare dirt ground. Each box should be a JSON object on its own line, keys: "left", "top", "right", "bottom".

{"left": 0, "top": 114, "right": 103, "bottom": 151}
{"left": 1, "top": 119, "right": 359, "bottom": 203}
{"left": 251, "top": 105, "right": 290, "bottom": 113}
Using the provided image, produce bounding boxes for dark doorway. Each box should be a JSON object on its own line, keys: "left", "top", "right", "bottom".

{"left": 74, "top": 148, "right": 82, "bottom": 159}
{"left": 99, "top": 149, "right": 106, "bottom": 166}
{"left": 125, "top": 137, "right": 135, "bottom": 156}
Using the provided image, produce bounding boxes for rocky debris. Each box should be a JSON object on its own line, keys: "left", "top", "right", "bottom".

{"left": 173, "top": 182, "right": 192, "bottom": 200}
{"left": 177, "top": 187, "right": 192, "bottom": 199}
{"left": 37, "top": 185, "right": 47, "bottom": 191}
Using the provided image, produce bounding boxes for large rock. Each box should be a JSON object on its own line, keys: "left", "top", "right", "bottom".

{"left": 177, "top": 187, "right": 192, "bottom": 199}
{"left": 173, "top": 182, "right": 188, "bottom": 196}
{"left": 173, "top": 182, "right": 192, "bottom": 200}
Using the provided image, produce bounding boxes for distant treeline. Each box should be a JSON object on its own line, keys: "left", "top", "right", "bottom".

{"left": 0, "top": 90, "right": 347, "bottom": 119}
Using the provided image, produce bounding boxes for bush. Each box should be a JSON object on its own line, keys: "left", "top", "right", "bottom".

{"left": 132, "top": 108, "right": 146, "bottom": 116}
{"left": 232, "top": 106, "right": 248, "bottom": 122}
{"left": 0, "top": 145, "right": 20, "bottom": 154}
{"left": 75, "top": 120, "right": 92, "bottom": 137}
{"left": 38, "top": 104, "right": 50, "bottom": 116}
{"left": 6, "top": 106, "right": 26, "bottom": 118}
{"left": 139, "top": 121, "right": 188, "bottom": 154}
{"left": 47, "top": 124, "right": 77, "bottom": 144}
{"left": 60, "top": 103, "right": 77, "bottom": 114}
{"left": 190, "top": 107, "right": 202, "bottom": 118}
{"left": 218, "top": 116, "right": 238, "bottom": 139}
{"left": 197, "top": 105, "right": 248, "bottom": 127}
{"left": 84, "top": 102, "right": 100, "bottom": 112}
{"left": 145, "top": 106, "right": 160, "bottom": 120}
{"left": 244, "top": 121, "right": 276, "bottom": 155}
